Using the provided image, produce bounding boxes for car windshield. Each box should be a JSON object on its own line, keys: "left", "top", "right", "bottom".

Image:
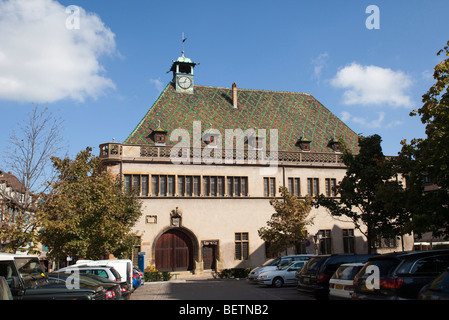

{"left": 300, "top": 256, "right": 328, "bottom": 273}
{"left": 332, "top": 265, "right": 363, "bottom": 280}
{"left": 15, "top": 257, "right": 46, "bottom": 279}
{"left": 279, "top": 262, "right": 294, "bottom": 270}
{"left": 261, "top": 258, "right": 277, "bottom": 267}
{"left": 109, "top": 267, "right": 122, "bottom": 281}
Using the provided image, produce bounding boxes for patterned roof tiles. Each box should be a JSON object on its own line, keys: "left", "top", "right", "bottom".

{"left": 125, "top": 83, "right": 359, "bottom": 153}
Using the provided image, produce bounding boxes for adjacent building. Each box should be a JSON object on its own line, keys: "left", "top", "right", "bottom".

{"left": 99, "top": 52, "right": 413, "bottom": 274}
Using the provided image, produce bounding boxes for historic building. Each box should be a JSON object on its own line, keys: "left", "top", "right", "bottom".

{"left": 0, "top": 170, "right": 35, "bottom": 251}
{"left": 99, "top": 51, "right": 413, "bottom": 274}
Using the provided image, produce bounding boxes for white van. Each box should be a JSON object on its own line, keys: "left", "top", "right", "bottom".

{"left": 76, "top": 259, "right": 134, "bottom": 291}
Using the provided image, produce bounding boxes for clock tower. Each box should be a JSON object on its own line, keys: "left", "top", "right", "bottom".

{"left": 169, "top": 51, "right": 198, "bottom": 94}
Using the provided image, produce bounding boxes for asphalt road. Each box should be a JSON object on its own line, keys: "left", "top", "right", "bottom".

{"left": 130, "top": 278, "right": 314, "bottom": 300}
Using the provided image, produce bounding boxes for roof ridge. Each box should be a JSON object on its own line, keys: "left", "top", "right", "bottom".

{"left": 193, "top": 84, "right": 312, "bottom": 96}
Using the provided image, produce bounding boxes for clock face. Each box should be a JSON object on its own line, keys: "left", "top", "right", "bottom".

{"left": 177, "top": 76, "right": 192, "bottom": 89}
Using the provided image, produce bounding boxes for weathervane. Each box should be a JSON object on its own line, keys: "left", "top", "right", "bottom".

{"left": 182, "top": 32, "right": 187, "bottom": 56}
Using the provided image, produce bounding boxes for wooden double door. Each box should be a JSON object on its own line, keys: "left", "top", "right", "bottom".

{"left": 155, "top": 229, "right": 194, "bottom": 271}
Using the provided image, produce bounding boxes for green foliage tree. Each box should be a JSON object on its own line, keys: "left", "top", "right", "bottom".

{"left": 398, "top": 40, "right": 449, "bottom": 238}
{"left": 316, "top": 135, "right": 410, "bottom": 253}
{"left": 258, "top": 187, "right": 313, "bottom": 256}
{"left": 37, "top": 147, "right": 142, "bottom": 262}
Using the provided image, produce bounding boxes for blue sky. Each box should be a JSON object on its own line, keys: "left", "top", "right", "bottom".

{"left": 0, "top": 0, "right": 448, "bottom": 167}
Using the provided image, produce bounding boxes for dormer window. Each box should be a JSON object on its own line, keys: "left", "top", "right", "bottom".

{"left": 296, "top": 137, "right": 312, "bottom": 152}
{"left": 202, "top": 129, "right": 220, "bottom": 148}
{"left": 249, "top": 132, "right": 264, "bottom": 150}
{"left": 151, "top": 127, "right": 168, "bottom": 146}
{"left": 328, "top": 138, "right": 341, "bottom": 153}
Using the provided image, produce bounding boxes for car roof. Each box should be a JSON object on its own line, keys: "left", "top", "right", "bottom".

{"left": 369, "top": 249, "right": 449, "bottom": 261}
{"left": 281, "top": 254, "right": 316, "bottom": 257}
{"left": 65, "top": 265, "right": 113, "bottom": 269}
{"left": 338, "top": 262, "right": 366, "bottom": 267}
{"left": 0, "top": 252, "right": 39, "bottom": 260}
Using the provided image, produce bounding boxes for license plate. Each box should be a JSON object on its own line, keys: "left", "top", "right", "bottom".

{"left": 302, "top": 278, "right": 310, "bottom": 284}
{"left": 335, "top": 284, "right": 343, "bottom": 290}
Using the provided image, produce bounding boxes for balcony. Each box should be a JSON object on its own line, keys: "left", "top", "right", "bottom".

{"left": 99, "top": 143, "right": 344, "bottom": 167}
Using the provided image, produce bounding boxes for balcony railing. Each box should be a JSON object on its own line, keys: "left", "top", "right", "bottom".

{"left": 99, "top": 143, "right": 344, "bottom": 165}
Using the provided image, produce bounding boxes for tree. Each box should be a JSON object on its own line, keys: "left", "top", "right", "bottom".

{"left": 258, "top": 187, "right": 313, "bottom": 256}
{"left": 37, "top": 147, "right": 142, "bottom": 262}
{"left": 0, "top": 106, "right": 63, "bottom": 253}
{"left": 316, "top": 135, "right": 410, "bottom": 254}
{"left": 398, "top": 40, "right": 449, "bottom": 238}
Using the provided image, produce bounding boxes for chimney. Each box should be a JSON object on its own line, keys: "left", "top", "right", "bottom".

{"left": 232, "top": 82, "right": 238, "bottom": 108}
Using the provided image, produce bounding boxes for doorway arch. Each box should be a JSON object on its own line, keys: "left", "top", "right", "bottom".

{"left": 154, "top": 227, "right": 198, "bottom": 272}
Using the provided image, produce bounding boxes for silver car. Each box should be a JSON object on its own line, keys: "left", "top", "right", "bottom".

{"left": 247, "top": 255, "right": 315, "bottom": 283}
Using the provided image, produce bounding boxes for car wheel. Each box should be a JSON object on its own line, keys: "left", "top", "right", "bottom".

{"left": 272, "top": 277, "right": 283, "bottom": 288}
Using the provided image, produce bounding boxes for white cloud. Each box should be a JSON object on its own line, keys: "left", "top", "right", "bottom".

{"left": 149, "top": 78, "right": 165, "bottom": 92}
{"left": 0, "top": 0, "right": 117, "bottom": 103}
{"left": 311, "top": 53, "right": 329, "bottom": 82}
{"left": 331, "top": 63, "right": 412, "bottom": 108}
{"left": 341, "top": 111, "right": 403, "bottom": 129}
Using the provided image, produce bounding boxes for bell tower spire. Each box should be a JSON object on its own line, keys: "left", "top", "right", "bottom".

{"left": 168, "top": 33, "right": 198, "bottom": 94}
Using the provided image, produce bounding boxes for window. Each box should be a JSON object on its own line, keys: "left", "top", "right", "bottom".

{"left": 178, "top": 176, "right": 185, "bottom": 196}
{"left": 141, "top": 175, "right": 149, "bottom": 196}
{"left": 411, "top": 255, "right": 449, "bottom": 274}
{"left": 185, "top": 176, "right": 192, "bottom": 196}
{"left": 124, "top": 175, "right": 131, "bottom": 193}
{"left": 307, "top": 178, "right": 319, "bottom": 196}
{"left": 193, "top": 176, "right": 200, "bottom": 196}
{"left": 318, "top": 229, "right": 332, "bottom": 254}
{"left": 325, "top": 178, "right": 337, "bottom": 197}
{"left": 288, "top": 178, "right": 301, "bottom": 196}
{"left": 343, "top": 229, "right": 355, "bottom": 253}
{"left": 178, "top": 175, "right": 200, "bottom": 197}
{"left": 168, "top": 175, "right": 175, "bottom": 196}
{"left": 372, "top": 236, "right": 397, "bottom": 249}
{"left": 218, "top": 176, "right": 224, "bottom": 196}
{"left": 235, "top": 232, "right": 249, "bottom": 260}
{"left": 160, "top": 175, "right": 167, "bottom": 196}
{"left": 203, "top": 176, "right": 225, "bottom": 196}
{"left": 132, "top": 175, "right": 140, "bottom": 193}
{"left": 150, "top": 175, "right": 175, "bottom": 196}
{"left": 124, "top": 174, "right": 149, "bottom": 196}
{"left": 151, "top": 176, "right": 159, "bottom": 196}
{"left": 227, "top": 177, "right": 248, "bottom": 197}
{"left": 264, "top": 177, "right": 276, "bottom": 197}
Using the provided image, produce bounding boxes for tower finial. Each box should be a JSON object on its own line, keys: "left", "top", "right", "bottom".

{"left": 182, "top": 32, "right": 187, "bottom": 56}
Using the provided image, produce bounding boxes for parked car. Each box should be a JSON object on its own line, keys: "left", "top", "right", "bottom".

{"left": 133, "top": 266, "right": 144, "bottom": 288}
{"left": 247, "top": 255, "right": 315, "bottom": 283}
{"left": 329, "top": 263, "right": 365, "bottom": 299}
{"left": 297, "top": 254, "right": 375, "bottom": 300}
{"left": 47, "top": 272, "right": 122, "bottom": 300}
{"left": 353, "top": 249, "right": 449, "bottom": 300}
{"left": 0, "top": 276, "right": 13, "bottom": 300}
{"left": 419, "top": 267, "right": 449, "bottom": 300}
{"left": 257, "top": 261, "right": 306, "bottom": 288}
{"left": 57, "top": 265, "right": 121, "bottom": 281}
{"left": 0, "top": 253, "right": 106, "bottom": 300}
{"left": 76, "top": 259, "right": 134, "bottom": 291}
{"left": 55, "top": 265, "right": 131, "bottom": 299}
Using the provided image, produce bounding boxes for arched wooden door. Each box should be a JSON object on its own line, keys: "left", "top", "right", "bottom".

{"left": 155, "top": 229, "right": 194, "bottom": 271}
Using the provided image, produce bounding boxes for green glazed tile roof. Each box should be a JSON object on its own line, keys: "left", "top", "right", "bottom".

{"left": 124, "top": 83, "right": 359, "bottom": 153}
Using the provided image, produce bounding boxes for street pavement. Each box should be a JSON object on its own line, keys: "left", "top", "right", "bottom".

{"left": 130, "top": 277, "right": 314, "bottom": 300}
